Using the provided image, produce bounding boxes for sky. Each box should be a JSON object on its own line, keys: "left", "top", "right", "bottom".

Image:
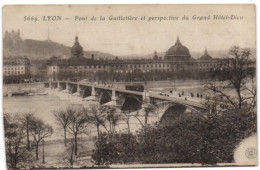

{"left": 3, "top": 4, "right": 256, "bottom": 56}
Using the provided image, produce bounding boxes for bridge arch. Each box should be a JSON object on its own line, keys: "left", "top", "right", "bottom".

{"left": 121, "top": 94, "right": 142, "bottom": 111}
{"left": 82, "top": 88, "right": 92, "bottom": 98}
{"left": 59, "top": 83, "right": 66, "bottom": 90}
{"left": 99, "top": 90, "right": 112, "bottom": 105}
{"left": 69, "top": 85, "right": 77, "bottom": 94}
{"left": 156, "top": 101, "right": 200, "bottom": 123}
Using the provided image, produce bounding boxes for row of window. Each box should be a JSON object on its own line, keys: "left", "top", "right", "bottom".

{"left": 51, "top": 62, "right": 255, "bottom": 73}
{"left": 57, "top": 65, "right": 107, "bottom": 69}
{"left": 114, "top": 69, "right": 171, "bottom": 73}
{"left": 57, "top": 69, "right": 172, "bottom": 74}
{"left": 112, "top": 63, "right": 171, "bottom": 69}
{"left": 4, "top": 70, "right": 24, "bottom": 74}
{"left": 55, "top": 63, "right": 171, "bottom": 70}
{"left": 54, "top": 63, "right": 224, "bottom": 70}
{"left": 199, "top": 63, "right": 220, "bottom": 67}
{"left": 4, "top": 67, "right": 24, "bottom": 70}
{"left": 53, "top": 67, "right": 221, "bottom": 73}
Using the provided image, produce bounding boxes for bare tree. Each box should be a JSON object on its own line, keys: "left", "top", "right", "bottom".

{"left": 143, "top": 104, "right": 156, "bottom": 128}
{"left": 67, "top": 108, "right": 89, "bottom": 156}
{"left": 85, "top": 103, "right": 107, "bottom": 139}
{"left": 106, "top": 107, "right": 121, "bottom": 134}
{"left": 30, "top": 118, "right": 53, "bottom": 160}
{"left": 61, "top": 139, "right": 76, "bottom": 167}
{"left": 53, "top": 108, "right": 71, "bottom": 146}
{"left": 122, "top": 110, "right": 132, "bottom": 135}
{"left": 4, "top": 113, "right": 33, "bottom": 169}
{"left": 22, "top": 113, "right": 35, "bottom": 150}
{"left": 23, "top": 113, "right": 35, "bottom": 150}
{"left": 205, "top": 46, "right": 256, "bottom": 110}
{"left": 135, "top": 103, "right": 156, "bottom": 129}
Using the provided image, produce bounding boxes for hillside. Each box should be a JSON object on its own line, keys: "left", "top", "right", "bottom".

{"left": 3, "top": 31, "right": 255, "bottom": 61}
{"left": 3, "top": 38, "right": 116, "bottom": 60}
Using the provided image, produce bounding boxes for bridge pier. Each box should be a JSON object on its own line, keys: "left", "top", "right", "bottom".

{"left": 53, "top": 81, "right": 60, "bottom": 91}
{"left": 91, "top": 85, "right": 96, "bottom": 96}
{"left": 66, "top": 82, "right": 69, "bottom": 90}
{"left": 72, "top": 83, "right": 81, "bottom": 96}
{"left": 57, "top": 81, "right": 60, "bottom": 90}
{"left": 102, "top": 88, "right": 119, "bottom": 107}
{"left": 58, "top": 82, "right": 70, "bottom": 101}
{"left": 112, "top": 88, "right": 116, "bottom": 101}
{"left": 142, "top": 90, "right": 150, "bottom": 104}
{"left": 61, "top": 81, "right": 70, "bottom": 93}
{"left": 82, "top": 85, "right": 97, "bottom": 101}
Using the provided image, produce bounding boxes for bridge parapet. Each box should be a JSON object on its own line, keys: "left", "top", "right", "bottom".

{"left": 150, "top": 93, "right": 206, "bottom": 109}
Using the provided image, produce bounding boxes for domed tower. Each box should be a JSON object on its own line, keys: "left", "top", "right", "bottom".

{"left": 71, "top": 36, "right": 83, "bottom": 58}
{"left": 200, "top": 48, "right": 212, "bottom": 60}
{"left": 153, "top": 51, "right": 159, "bottom": 60}
{"left": 164, "top": 36, "right": 191, "bottom": 61}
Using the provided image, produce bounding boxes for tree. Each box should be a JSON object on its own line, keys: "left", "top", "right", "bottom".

{"left": 67, "top": 107, "right": 89, "bottom": 156}
{"left": 92, "top": 132, "right": 138, "bottom": 165}
{"left": 61, "top": 139, "right": 76, "bottom": 167}
{"left": 91, "top": 105, "right": 257, "bottom": 165}
{"left": 106, "top": 107, "right": 121, "bottom": 134}
{"left": 4, "top": 113, "right": 33, "bottom": 169}
{"left": 22, "top": 113, "right": 35, "bottom": 150}
{"left": 85, "top": 103, "right": 107, "bottom": 139}
{"left": 205, "top": 46, "right": 256, "bottom": 110}
{"left": 30, "top": 118, "right": 53, "bottom": 160}
{"left": 121, "top": 110, "right": 132, "bottom": 135}
{"left": 53, "top": 108, "right": 71, "bottom": 146}
{"left": 135, "top": 103, "right": 156, "bottom": 133}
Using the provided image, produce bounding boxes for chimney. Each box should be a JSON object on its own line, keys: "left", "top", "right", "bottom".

{"left": 91, "top": 54, "right": 94, "bottom": 60}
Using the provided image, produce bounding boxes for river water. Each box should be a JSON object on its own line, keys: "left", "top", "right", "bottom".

{"left": 3, "top": 94, "right": 74, "bottom": 140}
{"left": 3, "top": 90, "right": 154, "bottom": 141}
{"left": 4, "top": 79, "right": 251, "bottom": 141}
{"left": 1, "top": 79, "right": 222, "bottom": 141}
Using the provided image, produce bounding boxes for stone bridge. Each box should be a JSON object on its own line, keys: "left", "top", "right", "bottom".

{"left": 44, "top": 81, "right": 208, "bottom": 121}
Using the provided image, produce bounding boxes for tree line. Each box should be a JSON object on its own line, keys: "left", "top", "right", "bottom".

{"left": 52, "top": 103, "right": 148, "bottom": 167}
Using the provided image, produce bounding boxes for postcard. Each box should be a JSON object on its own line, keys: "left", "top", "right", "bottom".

{"left": 2, "top": 4, "right": 257, "bottom": 169}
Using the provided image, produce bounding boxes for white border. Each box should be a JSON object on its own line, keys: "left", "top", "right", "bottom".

{"left": 0, "top": 0, "right": 259, "bottom": 170}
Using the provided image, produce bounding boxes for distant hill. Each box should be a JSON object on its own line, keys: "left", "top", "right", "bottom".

{"left": 3, "top": 30, "right": 255, "bottom": 60}
{"left": 3, "top": 31, "right": 116, "bottom": 60}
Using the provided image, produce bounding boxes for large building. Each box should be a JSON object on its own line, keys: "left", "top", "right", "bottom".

{"left": 3, "top": 56, "right": 30, "bottom": 76}
{"left": 46, "top": 36, "right": 255, "bottom": 81}
{"left": 164, "top": 36, "right": 191, "bottom": 61}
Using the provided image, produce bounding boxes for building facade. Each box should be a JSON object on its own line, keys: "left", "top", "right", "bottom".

{"left": 3, "top": 56, "right": 30, "bottom": 76}
{"left": 46, "top": 36, "right": 256, "bottom": 81}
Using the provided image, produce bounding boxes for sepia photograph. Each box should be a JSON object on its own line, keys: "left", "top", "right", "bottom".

{"left": 2, "top": 4, "right": 257, "bottom": 169}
